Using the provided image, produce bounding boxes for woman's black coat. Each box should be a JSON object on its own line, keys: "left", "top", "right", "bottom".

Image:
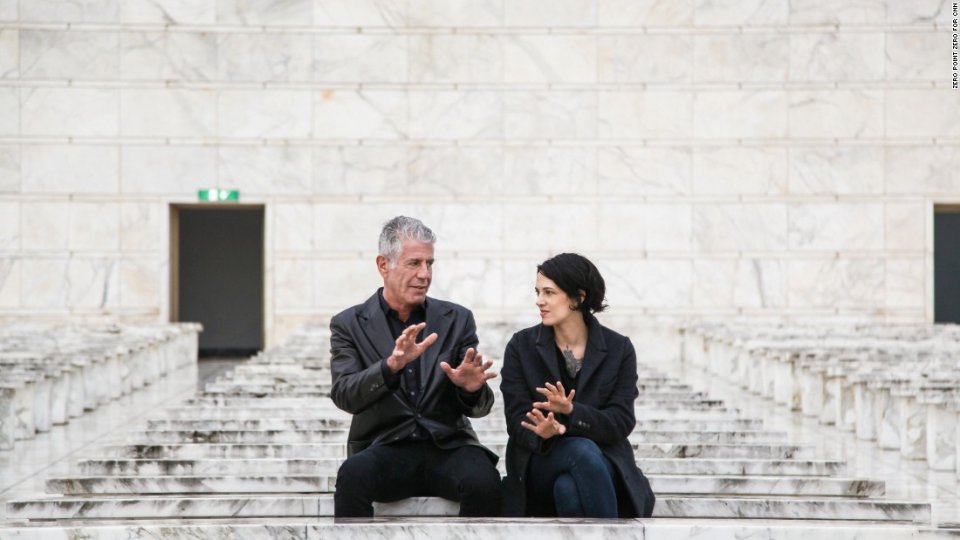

{"left": 499, "top": 315, "right": 655, "bottom": 517}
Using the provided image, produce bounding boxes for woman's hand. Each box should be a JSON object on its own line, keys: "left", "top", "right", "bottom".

{"left": 521, "top": 408, "right": 566, "bottom": 439}
{"left": 533, "top": 381, "right": 575, "bottom": 415}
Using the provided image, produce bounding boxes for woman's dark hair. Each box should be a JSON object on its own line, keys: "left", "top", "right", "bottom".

{"left": 537, "top": 253, "right": 608, "bottom": 314}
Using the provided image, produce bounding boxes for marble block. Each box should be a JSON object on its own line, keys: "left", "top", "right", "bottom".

{"left": 820, "top": 373, "right": 839, "bottom": 426}
{"left": 837, "top": 379, "right": 856, "bottom": 431}
{"left": 11, "top": 380, "right": 35, "bottom": 439}
{"left": 875, "top": 387, "right": 901, "bottom": 450}
{"left": 49, "top": 369, "right": 69, "bottom": 425}
{"left": 30, "top": 373, "right": 51, "bottom": 432}
{"left": 799, "top": 368, "right": 823, "bottom": 419}
{"left": 925, "top": 403, "right": 957, "bottom": 471}
{"left": 66, "top": 363, "right": 85, "bottom": 418}
{"left": 0, "top": 387, "right": 13, "bottom": 450}
{"left": 899, "top": 395, "right": 927, "bottom": 460}
{"left": 853, "top": 382, "right": 876, "bottom": 441}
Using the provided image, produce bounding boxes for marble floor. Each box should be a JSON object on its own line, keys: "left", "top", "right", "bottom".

{"left": 0, "top": 358, "right": 240, "bottom": 520}
{"left": 665, "top": 360, "right": 960, "bottom": 528}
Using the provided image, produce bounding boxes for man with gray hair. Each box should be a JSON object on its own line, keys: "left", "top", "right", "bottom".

{"left": 329, "top": 216, "right": 501, "bottom": 517}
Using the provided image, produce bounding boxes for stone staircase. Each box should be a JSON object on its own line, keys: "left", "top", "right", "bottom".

{"left": 2, "top": 326, "right": 956, "bottom": 539}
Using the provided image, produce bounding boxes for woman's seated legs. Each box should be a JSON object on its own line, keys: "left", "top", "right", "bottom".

{"left": 529, "top": 436, "right": 618, "bottom": 518}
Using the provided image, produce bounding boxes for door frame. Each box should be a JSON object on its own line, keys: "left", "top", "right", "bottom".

{"left": 169, "top": 203, "right": 267, "bottom": 348}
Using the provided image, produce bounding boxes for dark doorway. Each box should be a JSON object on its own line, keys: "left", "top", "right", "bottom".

{"left": 172, "top": 206, "right": 264, "bottom": 357}
{"left": 935, "top": 207, "right": 960, "bottom": 324}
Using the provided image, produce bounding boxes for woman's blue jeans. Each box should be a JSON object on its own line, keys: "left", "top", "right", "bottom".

{"left": 528, "top": 436, "right": 618, "bottom": 517}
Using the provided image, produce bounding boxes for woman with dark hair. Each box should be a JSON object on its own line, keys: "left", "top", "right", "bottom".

{"left": 500, "top": 253, "right": 655, "bottom": 518}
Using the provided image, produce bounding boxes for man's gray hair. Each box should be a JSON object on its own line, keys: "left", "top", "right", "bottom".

{"left": 379, "top": 216, "right": 436, "bottom": 265}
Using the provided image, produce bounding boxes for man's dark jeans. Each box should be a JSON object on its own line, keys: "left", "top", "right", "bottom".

{"left": 334, "top": 439, "right": 501, "bottom": 517}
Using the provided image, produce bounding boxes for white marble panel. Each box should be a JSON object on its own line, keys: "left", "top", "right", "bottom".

{"left": 20, "top": 0, "right": 120, "bottom": 22}
{"left": 119, "top": 258, "right": 159, "bottom": 308}
{"left": 504, "top": 0, "right": 596, "bottom": 27}
{"left": 789, "top": 0, "right": 885, "bottom": 24}
{"left": 21, "top": 145, "right": 119, "bottom": 194}
{"left": 121, "top": 32, "right": 217, "bottom": 81}
{"left": 789, "top": 33, "right": 883, "bottom": 81}
{"left": 121, "top": 0, "right": 216, "bottom": 23}
{"left": 502, "top": 257, "right": 551, "bottom": 310}
{"left": 70, "top": 202, "right": 119, "bottom": 252}
{"left": 0, "top": 145, "right": 19, "bottom": 192}
{"left": 599, "top": 91, "right": 692, "bottom": 139}
{"left": 787, "top": 258, "right": 884, "bottom": 308}
{"left": 407, "top": 0, "right": 502, "bottom": 26}
{"left": 314, "top": 90, "right": 407, "bottom": 140}
{"left": 313, "top": 0, "right": 408, "bottom": 27}
{"left": 693, "top": 204, "right": 787, "bottom": 252}
{"left": 885, "top": 146, "right": 960, "bottom": 194}
{"left": 597, "top": 0, "right": 692, "bottom": 26}
{"left": 788, "top": 146, "right": 883, "bottom": 195}
{"left": 788, "top": 203, "right": 884, "bottom": 251}
{"left": 886, "top": 258, "right": 924, "bottom": 309}
{"left": 275, "top": 258, "right": 313, "bottom": 309}
{"left": 598, "top": 35, "right": 691, "bottom": 83}
{"left": 120, "top": 203, "right": 161, "bottom": 252}
{"left": 314, "top": 146, "right": 407, "bottom": 195}
{"left": 409, "top": 35, "right": 501, "bottom": 84}
{"left": 887, "top": 0, "right": 948, "bottom": 23}
{"left": 502, "top": 203, "right": 596, "bottom": 252}
{"left": 121, "top": 146, "right": 217, "bottom": 194}
{"left": 0, "top": 0, "right": 15, "bottom": 20}
{"left": 219, "top": 146, "right": 311, "bottom": 195}
{"left": 694, "top": 259, "right": 786, "bottom": 308}
{"left": 789, "top": 90, "right": 883, "bottom": 139}
{"left": 694, "top": 91, "right": 787, "bottom": 139}
{"left": 217, "top": 0, "right": 313, "bottom": 25}
{"left": 429, "top": 258, "right": 503, "bottom": 311}
{"left": 0, "top": 201, "right": 17, "bottom": 250}
{"left": 218, "top": 90, "right": 312, "bottom": 139}
{"left": 22, "top": 88, "right": 118, "bottom": 137}
{"left": 596, "top": 203, "right": 644, "bottom": 251}
{"left": 67, "top": 258, "right": 119, "bottom": 308}
{"left": 503, "top": 91, "right": 594, "bottom": 140}
{"left": 693, "top": 147, "right": 787, "bottom": 195}
{"left": 273, "top": 203, "right": 313, "bottom": 252}
{"left": 219, "top": 33, "right": 311, "bottom": 82}
{"left": 693, "top": 34, "right": 788, "bottom": 83}
{"left": 411, "top": 202, "right": 503, "bottom": 252}
{"left": 503, "top": 35, "right": 596, "bottom": 83}
{"left": 313, "top": 258, "right": 384, "bottom": 309}
{"left": 21, "top": 202, "right": 70, "bottom": 251}
{"left": 646, "top": 203, "right": 693, "bottom": 252}
{"left": 408, "top": 146, "right": 504, "bottom": 196}
{"left": 121, "top": 89, "right": 216, "bottom": 138}
{"left": 885, "top": 202, "right": 925, "bottom": 252}
{"left": 692, "top": 0, "right": 788, "bottom": 25}
{"left": 20, "top": 30, "right": 118, "bottom": 80}
{"left": 887, "top": 90, "right": 960, "bottom": 138}
{"left": 600, "top": 259, "right": 692, "bottom": 308}
{"left": 313, "top": 202, "right": 413, "bottom": 252}
{"left": 0, "top": 258, "right": 19, "bottom": 307}
{"left": 885, "top": 32, "right": 939, "bottom": 82}
{"left": 502, "top": 147, "right": 596, "bottom": 196}
{"left": 409, "top": 91, "right": 500, "bottom": 140}
{"left": 0, "top": 87, "right": 16, "bottom": 136}
{"left": 597, "top": 147, "right": 691, "bottom": 195}
{"left": 0, "top": 29, "right": 18, "bottom": 78}
{"left": 20, "top": 258, "right": 69, "bottom": 307}
{"left": 315, "top": 35, "right": 407, "bottom": 83}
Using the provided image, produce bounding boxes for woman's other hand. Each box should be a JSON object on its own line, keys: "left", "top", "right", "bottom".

{"left": 533, "top": 381, "right": 575, "bottom": 415}
{"left": 521, "top": 409, "right": 567, "bottom": 439}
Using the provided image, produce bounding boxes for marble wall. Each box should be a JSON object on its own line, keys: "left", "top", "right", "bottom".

{"left": 0, "top": 0, "right": 955, "bottom": 347}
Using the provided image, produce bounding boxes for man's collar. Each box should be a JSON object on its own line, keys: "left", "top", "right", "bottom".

{"left": 377, "top": 287, "right": 427, "bottom": 319}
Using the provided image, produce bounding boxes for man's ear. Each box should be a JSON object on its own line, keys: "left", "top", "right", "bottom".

{"left": 376, "top": 255, "right": 389, "bottom": 278}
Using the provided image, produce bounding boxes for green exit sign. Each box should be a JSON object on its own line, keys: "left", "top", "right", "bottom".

{"left": 198, "top": 189, "right": 239, "bottom": 202}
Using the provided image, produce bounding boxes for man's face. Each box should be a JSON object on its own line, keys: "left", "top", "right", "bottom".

{"left": 378, "top": 240, "right": 434, "bottom": 312}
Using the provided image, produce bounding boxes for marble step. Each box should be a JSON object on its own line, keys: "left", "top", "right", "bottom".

{"left": 77, "top": 457, "right": 846, "bottom": 477}
{"left": 127, "top": 428, "right": 787, "bottom": 445}
{"left": 95, "top": 442, "right": 815, "bottom": 459}
{"left": 5, "top": 494, "right": 929, "bottom": 522}
{"left": 43, "top": 474, "right": 884, "bottom": 497}
{"left": 1, "top": 518, "right": 954, "bottom": 540}
{"left": 149, "top": 416, "right": 766, "bottom": 432}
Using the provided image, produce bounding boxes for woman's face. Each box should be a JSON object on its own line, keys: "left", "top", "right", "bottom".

{"left": 535, "top": 273, "right": 577, "bottom": 327}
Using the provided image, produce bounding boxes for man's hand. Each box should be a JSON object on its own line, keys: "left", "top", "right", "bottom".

{"left": 440, "top": 348, "right": 497, "bottom": 393}
{"left": 386, "top": 322, "right": 438, "bottom": 373}
{"left": 521, "top": 408, "right": 566, "bottom": 439}
{"left": 532, "top": 381, "right": 575, "bottom": 416}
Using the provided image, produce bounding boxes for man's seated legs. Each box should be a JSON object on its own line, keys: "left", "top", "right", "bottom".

{"left": 423, "top": 445, "right": 501, "bottom": 517}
